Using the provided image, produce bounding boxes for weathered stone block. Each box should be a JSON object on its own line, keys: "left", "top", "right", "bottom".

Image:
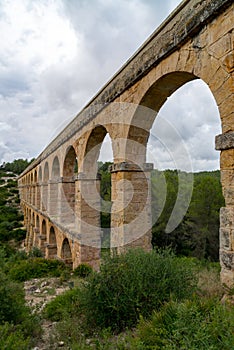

{"left": 220, "top": 250, "right": 234, "bottom": 270}
{"left": 220, "top": 207, "right": 234, "bottom": 228}
{"left": 215, "top": 131, "right": 234, "bottom": 150}
{"left": 220, "top": 228, "right": 231, "bottom": 250}
{"left": 223, "top": 187, "right": 234, "bottom": 206}
{"left": 220, "top": 149, "right": 234, "bottom": 169}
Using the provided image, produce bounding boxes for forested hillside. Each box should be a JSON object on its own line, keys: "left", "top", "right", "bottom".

{"left": 151, "top": 169, "right": 224, "bottom": 261}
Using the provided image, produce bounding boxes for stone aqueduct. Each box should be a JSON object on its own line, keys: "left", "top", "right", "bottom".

{"left": 18, "top": 0, "right": 233, "bottom": 285}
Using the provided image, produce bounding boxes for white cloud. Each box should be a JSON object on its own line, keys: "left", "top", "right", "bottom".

{"left": 0, "top": 0, "right": 222, "bottom": 172}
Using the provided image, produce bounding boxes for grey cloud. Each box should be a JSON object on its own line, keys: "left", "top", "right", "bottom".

{"left": 0, "top": 0, "right": 221, "bottom": 173}
{"left": 0, "top": 70, "right": 29, "bottom": 97}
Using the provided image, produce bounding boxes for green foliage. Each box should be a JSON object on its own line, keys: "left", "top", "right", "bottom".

{"left": 73, "top": 263, "right": 93, "bottom": 278}
{"left": 134, "top": 297, "right": 234, "bottom": 349}
{"left": 0, "top": 270, "right": 29, "bottom": 325}
{"left": 8, "top": 257, "right": 70, "bottom": 282}
{"left": 11, "top": 228, "right": 27, "bottom": 241}
{"left": 6, "top": 179, "right": 17, "bottom": 187}
{"left": 83, "top": 249, "right": 197, "bottom": 332}
{"left": 0, "top": 323, "right": 30, "bottom": 350}
{"left": 0, "top": 158, "right": 34, "bottom": 175}
{"left": 152, "top": 170, "right": 224, "bottom": 261}
{"left": 0, "top": 270, "right": 41, "bottom": 348}
{"left": 43, "top": 287, "right": 83, "bottom": 322}
{"left": 28, "top": 246, "right": 43, "bottom": 257}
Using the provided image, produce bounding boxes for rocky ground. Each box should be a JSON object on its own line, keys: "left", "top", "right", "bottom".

{"left": 24, "top": 277, "right": 70, "bottom": 350}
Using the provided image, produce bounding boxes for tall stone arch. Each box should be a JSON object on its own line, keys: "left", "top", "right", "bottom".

{"left": 61, "top": 146, "right": 77, "bottom": 227}
{"left": 50, "top": 156, "right": 60, "bottom": 218}
{"left": 42, "top": 162, "right": 49, "bottom": 212}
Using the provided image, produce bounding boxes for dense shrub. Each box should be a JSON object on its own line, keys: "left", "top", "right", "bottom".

{"left": 83, "top": 249, "right": 198, "bottom": 331}
{"left": 43, "top": 287, "right": 83, "bottom": 322}
{"left": 0, "top": 323, "right": 30, "bottom": 350}
{"left": 12, "top": 228, "right": 27, "bottom": 241}
{"left": 0, "top": 270, "right": 29, "bottom": 325}
{"left": 73, "top": 263, "right": 93, "bottom": 278}
{"left": 134, "top": 297, "right": 234, "bottom": 349}
{"left": 6, "top": 180, "right": 17, "bottom": 188}
{"left": 28, "top": 246, "right": 43, "bottom": 257}
{"left": 8, "top": 257, "right": 70, "bottom": 281}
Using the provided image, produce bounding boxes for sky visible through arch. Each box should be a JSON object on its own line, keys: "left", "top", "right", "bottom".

{"left": 0, "top": 0, "right": 221, "bottom": 172}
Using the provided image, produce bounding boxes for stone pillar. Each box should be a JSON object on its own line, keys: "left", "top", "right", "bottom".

{"left": 56, "top": 177, "right": 65, "bottom": 224}
{"left": 48, "top": 180, "right": 60, "bottom": 220}
{"left": 216, "top": 131, "right": 234, "bottom": 287}
{"left": 45, "top": 243, "right": 57, "bottom": 259}
{"left": 24, "top": 212, "right": 30, "bottom": 250}
{"left": 33, "top": 227, "right": 39, "bottom": 247}
{"left": 41, "top": 182, "right": 48, "bottom": 213}
{"left": 74, "top": 172, "right": 101, "bottom": 269}
{"left": 38, "top": 234, "right": 46, "bottom": 256}
{"left": 32, "top": 184, "right": 36, "bottom": 206}
{"left": 36, "top": 182, "right": 41, "bottom": 209}
{"left": 26, "top": 185, "right": 30, "bottom": 203}
{"left": 60, "top": 177, "right": 75, "bottom": 228}
{"left": 110, "top": 162, "right": 153, "bottom": 254}
{"left": 27, "top": 222, "right": 34, "bottom": 250}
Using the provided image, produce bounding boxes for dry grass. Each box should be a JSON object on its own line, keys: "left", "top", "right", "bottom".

{"left": 197, "top": 265, "right": 224, "bottom": 298}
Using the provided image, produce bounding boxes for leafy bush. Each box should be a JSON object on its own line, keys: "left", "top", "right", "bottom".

{"left": 28, "top": 246, "right": 43, "bottom": 257}
{"left": 43, "top": 287, "right": 83, "bottom": 322}
{"left": 0, "top": 323, "right": 30, "bottom": 350}
{"left": 12, "top": 228, "right": 27, "bottom": 241}
{"left": 6, "top": 180, "right": 17, "bottom": 188}
{"left": 83, "top": 249, "right": 198, "bottom": 331}
{"left": 134, "top": 297, "right": 234, "bottom": 349}
{"left": 8, "top": 257, "right": 70, "bottom": 282}
{"left": 73, "top": 263, "right": 93, "bottom": 278}
{"left": 0, "top": 270, "right": 29, "bottom": 325}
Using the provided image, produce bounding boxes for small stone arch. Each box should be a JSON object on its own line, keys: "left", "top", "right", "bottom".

{"left": 83, "top": 125, "right": 109, "bottom": 175}
{"left": 38, "top": 167, "right": 42, "bottom": 183}
{"left": 52, "top": 156, "right": 60, "bottom": 180}
{"left": 42, "top": 219, "right": 47, "bottom": 237}
{"left": 46, "top": 226, "right": 58, "bottom": 259}
{"left": 43, "top": 162, "right": 49, "bottom": 182}
{"left": 49, "top": 226, "right": 57, "bottom": 244}
{"left": 61, "top": 238, "right": 72, "bottom": 264}
{"left": 63, "top": 146, "right": 78, "bottom": 180}
{"left": 34, "top": 170, "right": 37, "bottom": 183}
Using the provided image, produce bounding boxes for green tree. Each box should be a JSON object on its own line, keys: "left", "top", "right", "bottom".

{"left": 186, "top": 174, "right": 224, "bottom": 260}
{"left": 0, "top": 158, "right": 34, "bottom": 175}
{"left": 151, "top": 171, "right": 224, "bottom": 261}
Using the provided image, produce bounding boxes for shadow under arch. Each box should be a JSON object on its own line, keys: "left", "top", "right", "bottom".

{"left": 82, "top": 124, "right": 109, "bottom": 176}
{"left": 50, "top": 156, "right": 60, "bottom": 218}
{"left": 42, "top": 162, "right": 49, "bottom": 212}
{"left": 61, "top": 238, "right": 72, "bottom": 266}
{"left": 61, "top": 145, "right": 78, "bottom": 226}
{"left": 46, "top": 226, "right": 58, "bottom": 259}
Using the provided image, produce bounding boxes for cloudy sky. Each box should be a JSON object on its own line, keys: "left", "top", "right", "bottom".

{"left": 0, "top": 0, "right": 221, "bottom": 172}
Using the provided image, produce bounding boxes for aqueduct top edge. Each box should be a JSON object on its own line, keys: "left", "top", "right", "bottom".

{"left": 19, "top": 0, "right": 232, "bottom": 178}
